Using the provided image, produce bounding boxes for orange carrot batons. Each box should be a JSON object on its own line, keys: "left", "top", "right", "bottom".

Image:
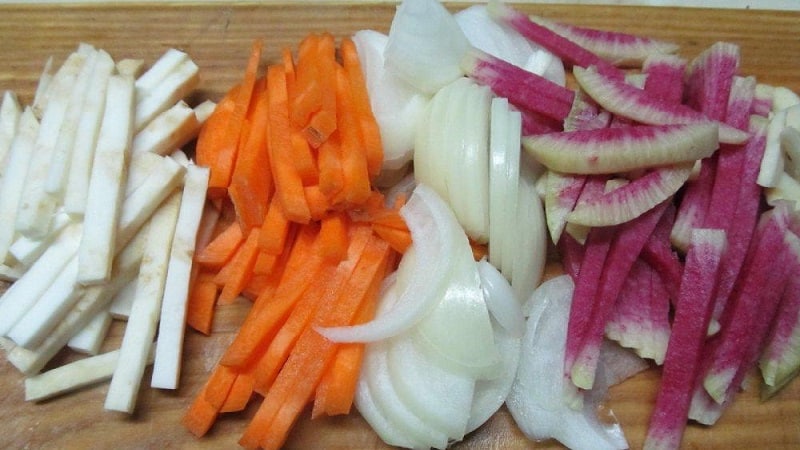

{"left": 302, "top": 33, "right": 338, "bottom": 148}
{"left": 334, "top": 66, "right": 371, "bottom": 207}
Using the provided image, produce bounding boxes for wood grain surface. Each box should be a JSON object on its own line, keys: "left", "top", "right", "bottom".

{"left": 0, "top": 2, "right": 798, "bottom": 449}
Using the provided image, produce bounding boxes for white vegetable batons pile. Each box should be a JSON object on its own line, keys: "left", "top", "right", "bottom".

{"left": 0, "top": 43, "right": 213, "bottom": 413}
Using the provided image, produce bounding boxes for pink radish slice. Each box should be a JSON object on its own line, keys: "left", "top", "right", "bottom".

{"left": 644, "top": 229, "right": 727, "bottom": 450}
{"left": 669, "top": 155, "right": 716, "bottom": 252}
{"left": 684, "top": 42, "right": 740, "bottom": 122}
{"left": 642, "top": 53, "right": 687, "bottom": 105}
{"left": 640, "top": 205, "right": 683, "bottom": 304}
{"left": 573, "top": 66, "right": 749, "bottom": 145}
{"left": 567, "top": 163, "right": 693, "bottom": 227}
{"left": 523, "top": 122, "right": 718, "bottom": 175}
{"left": 525, "top": 14, "right": 679, "bottom": 67}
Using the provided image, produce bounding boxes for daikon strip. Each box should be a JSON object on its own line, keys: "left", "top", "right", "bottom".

{"left": 25, "top": 345, "right": 155, "bottom": 402}
{"left": 106, "top": 191, "right": 182, "bottom": 413}
{"left": 31, "top": 56, "right": 54, "bottom": 118}
{"left": 45, "top": 46, "right": 98, "bottom": 197}
{"left": 135, "top": 59, "right": 199, "bottom": 132}
{"left": 0, "top": 90, "right": 21, "bottom": 171}
{"left": 193, "top": 99, "right": 217, "bottom": 124}
{"left": 134, "top": 48, "right": 189, "bottom": 102}
{"left": 125, "top": 152, "right": 168, "bottom": 197}
{"left": 62, "top": 49, "right": 115, "bottom": 216}
{"left": 169, "top": 148, "right": 191, "bottom": 166}
{"left": 67, "top": 307, "right": 113, "bottom": 355}
{"left": 151, "top": 164, "right": 210, "bottom": 389}
{"left": 132, "top": 100, "right": 200, "bottom": 156}
{"left": 9, "top": 212, "right": 73, "bottom": 268}
{"left": 117, "top": 58, "right": 145, "bottom": 78}
{"left": 78, "top": 74, "right": 136, "bottom": 285}
{"left": 0, "top": 108, "right": 39, "bottom": 263}
{"left": 0, "top": 263, "right": 23, "bottom": 282}
{"left": 109, "top": 278, "right": 138, "bottom": 320}
{"left": 0, "top": 223, "right": 81, "bottom": 336}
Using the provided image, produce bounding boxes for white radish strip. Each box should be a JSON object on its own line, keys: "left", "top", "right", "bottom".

{"left": 62, "top": 49, "right": 115, "bottom": 217}
{"left": 67, "top": 308, "right": 113, "bottom": 355}
{"left": 0, "top": 223, "right": 81, "bottom": 336}
{"left": 169, "top": 149, "right": 191, "bottom": 166}
{"left": 116, "top": 58, "right": 145, "bottom": 78}
{"left": 131, "top": 100, "right": 200, "bottom": 156}
{"left": 25, "top": 346, "right": 155, "bottom": 402}
{"left": 16, "top": 52, "right": 87, "bottom": 238}
{"left": 9, "top": 212, "right": 73, "bottom": 268}
{"left": 317, "top": 184, "right": 458, "bottom": 342}
{"left": 0, "top": 108, "right": 38, "bottom": 263}
{"left": 78, "top": 74, "right": 136, "bottom": 285}
{"left": 0, "top": 263, "right": 23, "bottom": 281}
{"left": 105, "top": 191, "right": 182, "bottom": 413}
{"left": 109, "top": 277, "right": 139, "bottom": 320}
{"left": 45, "top": 47, "right": 98, "bottom": 197}
{"left": 135, "top": 48, "right": 189, "bottom": 102}
{"left": 135, "top": 59, "right": 199, "bottom": 132}
{"left": 8, "top": 254, "right": 81, "bottom": 349}
{"left": 31, "top": 56, "right": 54, "bottom": 118}
{"left": 125, "top": 152, "right": 169, "bottom": 197}
{"left": 0, "top": 90, "right": 21, "bottom": 171}
{"left": 151, "top": 165, "right": 210, "bottom": 390}
{"left": 193, "top": 99, "right": 217, "bottom": 125}
{"left": 757, "top": 108, "right": 787, "bottom": 188}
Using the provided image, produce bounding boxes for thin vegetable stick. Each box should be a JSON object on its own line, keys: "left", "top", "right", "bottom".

{"left": 302, "top": 33, "right": 338, "bottom": 148}
{"left": 182, "top": 389, "right": 219, "bottom": 438}
{"left": 193, "top": 99, "right": 217, "bottom": 124}
{"left": 151, "top": 164, "right": 210, "bottom": 389}
{"left": 17, "top": 51, "right": 87, "bottom": 238}
{"left": 304, "top": 184, "right": 331, "bottom": 220}
{"left": 258, "top": 196, "right": 291, "bottom": 255}
{"left": 316, "top": 134, "right": 344, "bottom": 198}
{"left": 195, "top": 91, "right": 236, "bottom": 186}
{"left": 31, "top": 56, "right": 54, "bottom": 118}
{"left": 196, "top": 220, "right": 244, "bottom": 269}
{"left": 208, "top": 40, "right": 263, "bottom": 191}
{"left": 333, "top": 67, "right": 371, "bottom": 206}
{"left": 186, "top": 272, "right": 218, "bottom": 335}
{"left": 116, "top": 58, "right": 145, "bottom": 78}
{"left": 105, "top": 190, "right": 182, "bottom": 413}
{"left": 220, "top": 372, "right": 256, "bottom": 413}
{"left": 290, "top": 130, "right": 318, "bottom": 186}
{"left": 267, "top": 64, "right": 311, "bottom": 224}
{"left": 62, "top": 49, "right": 115, "bottom": 216}
{"left": 340, "top": 37, "right": 383, "bottom": 179}
{"left": 9, "top": 212, "right": 72, "bottom": 268}
{"left": 215, "top": 227, "right": 261, "bottom": 305}
{"left": 131, "top": 100, "right": 201, "bottom": 156}
{"left": 319, "top": 213, "right": 349, "bottom": 262}
{"left": 203, "top": 363, "right": 239, "bottom": 411}
{"left": 67, "top": 308, "right": 113, "bottom": 355}
{"left": 0, "top": 108, "right": 38, "bottom": 263}
{"left": 135, "top": 58, "right": 200, "bottom": 132}
{"left": 78, "top": 74, "right": 136, "bottom": 285}
{"left": 135, "top": 48, "right": 189, "bottom": 101}
{"left": 371, "top": 223, "right": 412, "bottom": 254}
{"left": 25, "top": 345, "right": 155, "bottom": 402}
{"left": 289, "top": 34, "right": 321, "bottom": 128}
{"left": 109, "top": 277, "right": 138, "bottom": 320}
{"left": 282, "top": 47, "right": 296, "bottom": 99}
{"left": 0, "top": 90, "right": 21, "bottom": 172}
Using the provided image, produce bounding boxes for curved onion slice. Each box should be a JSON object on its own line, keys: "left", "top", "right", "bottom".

{"left": 506, "top": 275, "right": 629, "bottom": 450}
{"left": 317, "top": 184, "right": 461, "bottom": 342}
{"left": 352, "top": 29, "right": 428, "bottom": 173}
{"left": 477, "top": 259, "right": 524, "bottom": 337}
{"left": 385, "top": 0, "right": 470, "bottom": 95}
{"left": 509, "top": 160, "right": 548, "bottom": 301}
{"left": 488, "top": 97, "right": 520, "bottom": 274}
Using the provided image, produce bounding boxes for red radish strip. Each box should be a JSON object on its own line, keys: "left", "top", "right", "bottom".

{"left": 684, "top": 42, "right": 740, "bottom": 122}
{"left": 640, "top": 205, "right": 683, "bottom": 303}
{"left": 701, "top": 203, "right": 793, "bottom": 404}
{"left": 526, "top": 14, "right": 678, "bottom": 67}
{"left": 487, "top": 1, "right": 623, "bottom": 78}
{"left": 518, "top": 106, "right": 563, "bottom": 135}
{"left": 567, "top": 163, "right": 692, "bottom": 226}
{"left": 642, "top": 54, "right": 686, "bottom": 104}
{"left": 669, "top": 157, "right": 716, "bottom": 252}
{"left": 462, "top": 48, "right": 574, "bottom": 122}
{"left": 644, "top": 229, "right": 726, "bottom": 450}
{"left": 573, "top": 66, "right": 749, "bottom": 145}
{"left": 570, "top": 201, "right": 668, "bottom": 390}
{"left": 523, "top": 122, "right": 718, "bottom": 175}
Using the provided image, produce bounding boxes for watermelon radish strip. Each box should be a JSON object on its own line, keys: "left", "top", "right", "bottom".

{"left": 684, "top": 42, "right": 740, "bottom": 122}
{"left": 526, "top": 14, "right": 679, "bottom": 67}
{"left": 670, "top": 156, "right": 717, "bottom": 251}
{"left": 642, "top": 54, "right": 687, "bottom": 105}
{"left": 573, "top": 65, "right": 749, "bottom": 145}
{"left": 557, "top": 231, "right": 585, "bottom": 281}
{"left": 644, "top": 229, "right": 727, "bottom": 450}
{"left": 641, "top": 205, "right": 683, "bottom": 304}
{"left": 487, "top": 0, "right": 623, "bottom": 78}
{"left": 701, "top": 203, "right": 793, "bottom": 404}
{"left": 570, "top": 201, "right": 668, "bottom": 390}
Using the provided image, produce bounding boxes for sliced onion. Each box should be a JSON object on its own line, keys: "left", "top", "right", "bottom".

{"left": 509, "top": 158, "right": 548, "bottom": 301}
{"left": 476, "top": 258, "right": 524, "bottom": 338}
{"left": 354, "top": 367, "right": 417, "bottom": 449}
{"left": 317, "top": 184, "right": 461, "bottom": 342}
{"left": 506, "top": 275, "right": 629, "bottom": 450}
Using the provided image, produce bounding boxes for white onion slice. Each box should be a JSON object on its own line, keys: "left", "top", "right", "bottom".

{"left": 317, "top": 185, "right": 460, "bottom": 342}
{"left": 353, "top": 372, "right": 417, "bottom": 449}
{"left": 509, "top": 158, "right": 548, "bottom": 302}
{"left": 385, "top": 0, "right": 470, "bottom": 94}
{"left": 477, "top": 259, "right": 524, "bottom": 338}
{"left": 506, "top": 275, "right": 629, "bottom": 450}
{"left": 488, "top": 97, "right": 521, "bottom": 275}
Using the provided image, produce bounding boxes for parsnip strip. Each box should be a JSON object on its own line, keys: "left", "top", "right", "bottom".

{"left": 135, "top": 59, "right": 199, "bottom": 132}
{"left": 67, "top": 307, "right": 113, "bottom": 355}
{"left": 0, "top": 223, "right": 81, "bottom": 336}
{"left": 131, "top": 100, "right": 200, "bottom": 156}
{"left": 134, "top": 48, "right": 188, "bottom": 102}
{"left": 62, "top": 49, "right": 116, "bottom": 217}
{"left": 151, "top": 164, "right": 210, "bottom": 389}
{"left": 77, "top": 74, "right": 136, "bottom": 285}
{"left": 0, "top": 108, "right": 39, "bottom": 263}
{"left": 16, "top": 51, "right": 87, "bottom": 239}
{"left": 0, "top": 90, "right": 21, "bottom": 171}
{"left": 106, "top": 191, "right": 182, "bottom": 413}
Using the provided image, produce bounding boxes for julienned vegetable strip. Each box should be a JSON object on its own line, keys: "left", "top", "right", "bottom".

{"left": 184, "top": 35, "right": 409, "bottom": 447}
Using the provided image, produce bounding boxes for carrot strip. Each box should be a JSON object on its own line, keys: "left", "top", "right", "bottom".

{"left": 220, "top": 225, "right": 324, "bottom": 369}
{"left": 319, "top": 212, "right": 349, "bottom": 262}
{"left": 195, "top": 220, "right": 244, "bottom": 269}
{"left": 258, "top": 196, "right": 291, "bottom": 255}
{"left": 195, "top": 86, "right": 237, "bottom": 168}
{"left": 204, "top": 364, "right": 239, "bottom": 410}
{"left": 215, "top": 227, "right": 261, "bottom": 305}
{"left": 220, "top": 372, "right": 256, "bottom": 413}
{"left": 371, "top": 222, "right": 412, "bottom": 254}
{"left": 333, "top": 66, "right": 371, "bottom": 206}
{"left": 229, "top": 74, "right": 272, "bottom": 232}
{"left": 304, "top": 185, "right": 331, "bottom": 221}
{"left": 239, "top": 234, "right": 392, "bottom": 450}
{"left": 281, "top": 47, "right": 296, "bottom": 100}
{"left": 290, "top": 34, "right": 322, "bottom": 128}
{"left": 302, "top": 34, "right": 338, "bottom": 148}
{"left": 209, "top": 40, "right": 263, "bottom": 192}
{"left": 316, "top": 133, "right": 344, "bottom": 199}
{"left": 182, "top": 389, "right": 219, "bottom": 437}
{"left": 186, "top": 272, "right": 219, "bottom": 335}
{"left": 340, "top": 37, "right": 383, "bottom": 179}
{"left": 267, "top": 64, "right": 311, "bottom": 224}
{"left": 290, "top": 130, "right": 318, "bottom": 185}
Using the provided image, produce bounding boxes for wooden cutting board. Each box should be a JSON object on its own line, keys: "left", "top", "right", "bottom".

{"left": 0, "top": 2, "right": 798, "bottom": 449}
